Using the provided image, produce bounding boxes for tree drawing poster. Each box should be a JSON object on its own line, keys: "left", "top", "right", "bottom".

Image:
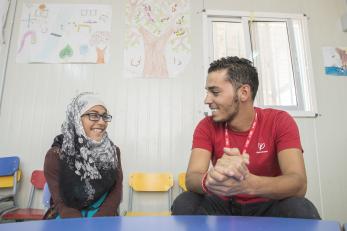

{"left": 16, "top": 3, "right": 112, "bottom": 63}
{"left": 322, "top": 47, "right": 347, "bottom": 76}
{"left": 124, "top": 0, "right": 191, "bottom": 78}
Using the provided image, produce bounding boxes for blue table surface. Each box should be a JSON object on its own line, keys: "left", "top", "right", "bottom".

{"left": 0, "top": 216, "right": 341, "bottom": 231}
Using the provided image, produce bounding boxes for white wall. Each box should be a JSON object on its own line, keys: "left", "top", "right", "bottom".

{"left": 1, "top": 0, "right": 347, "bottom": 223}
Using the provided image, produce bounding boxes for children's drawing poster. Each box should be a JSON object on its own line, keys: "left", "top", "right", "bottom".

{"left": 123, "top": 0, "right": 191, "bottom": 78}
{"left": 16, "top": 3, "right": 112, "bottom": 63}
{"left": 322, "top": 47, "right": 347, "bottom": 76}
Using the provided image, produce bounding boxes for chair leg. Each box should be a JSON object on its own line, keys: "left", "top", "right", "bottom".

{"left": 26, "top": 186, "right": 35, "bottom": 208}
{"left": 12, "top": 171, "right": 18, "bottom": 207}
{"left": 168, "top": 188, "right": 173, "bottom": 210}
{"left": 128, "top": 188, "right": 133, "bottom": 212}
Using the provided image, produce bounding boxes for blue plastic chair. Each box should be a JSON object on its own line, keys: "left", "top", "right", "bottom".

{"left": 0, "top": 156, "right": 20, "bottom": 215}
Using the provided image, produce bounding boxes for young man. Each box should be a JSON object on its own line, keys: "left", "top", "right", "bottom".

{"left": 172, "top": 56, "right": 320, "bottom": 219}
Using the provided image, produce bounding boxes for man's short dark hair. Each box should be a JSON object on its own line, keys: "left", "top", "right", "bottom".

{"left": 208, "top": 56, "right": 259, "bottom": 100}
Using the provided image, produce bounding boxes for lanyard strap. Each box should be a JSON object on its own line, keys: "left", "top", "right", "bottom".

{"left": 224, "top": 112, "right": 258, "bottom": 154}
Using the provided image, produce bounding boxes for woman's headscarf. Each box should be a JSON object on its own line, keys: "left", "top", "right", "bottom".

{"left": 52, "top": 92, "right": 118, "bottom": 209}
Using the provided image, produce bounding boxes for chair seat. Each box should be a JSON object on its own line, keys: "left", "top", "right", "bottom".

{"left": 2, "top": 208, "right": 45, "bottom": 220}
{"left": 125, "top": 211, "right": 171, "bottom": 216}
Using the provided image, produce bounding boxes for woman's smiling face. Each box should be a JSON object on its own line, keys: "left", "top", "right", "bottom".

{"left": 81, "top": 105, "right": 108, "bottom": 141}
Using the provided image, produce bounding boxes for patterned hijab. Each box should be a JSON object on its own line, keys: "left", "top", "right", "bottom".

{"left": 53, "top": 92, "right": 118, "bottom": 209}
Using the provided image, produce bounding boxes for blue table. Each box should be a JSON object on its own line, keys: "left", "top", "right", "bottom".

{"left": 0, "top": 216, "right": 340, "bottom": 231}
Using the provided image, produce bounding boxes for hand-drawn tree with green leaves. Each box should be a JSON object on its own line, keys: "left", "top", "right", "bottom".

{"left": 125, "top": 0, "right": 190, "bottom": 78}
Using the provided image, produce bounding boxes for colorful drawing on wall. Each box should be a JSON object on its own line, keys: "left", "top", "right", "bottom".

{"left": 123, "top": 0, "right": 191, "bottom": 78}
{"left": 322, "top": 47, "right": 347, "bottom": 76}
{"left": 16, "top": 3, "right": 112, "bottom": 63}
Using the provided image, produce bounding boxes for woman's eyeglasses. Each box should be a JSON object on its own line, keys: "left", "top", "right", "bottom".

{"left": 82, "top": 113, "right": 112, "bottom": 122}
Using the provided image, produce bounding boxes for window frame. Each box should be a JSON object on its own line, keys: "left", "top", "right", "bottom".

{"left": 202, "top": 10, "right": 318, "bottom": 118}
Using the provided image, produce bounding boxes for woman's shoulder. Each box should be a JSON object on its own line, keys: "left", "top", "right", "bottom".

{"left": 45, "top": 134, "right": 63, "bottom": 158}
{"left": 45, "top": 146, "right": 61, "bottom": 160}
{"left": 113, "top": 145, "right": 121, "bottom": 157}
{"left": 44, "top": 146, "right": 61, "bottom": 171}
{"left": 110, "top": 142, "right": 120, "bottom": 153}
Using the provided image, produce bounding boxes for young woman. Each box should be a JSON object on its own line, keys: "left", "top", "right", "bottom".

{"left": 44, "top": 92, "right": 122, "bottom": 218}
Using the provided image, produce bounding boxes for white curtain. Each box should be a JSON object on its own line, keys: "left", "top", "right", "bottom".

{"left": 250, "top": 21, "right": 297, "bottom": 106}
{"left": 212, "top": 21, "right": 246, "bottom": 60}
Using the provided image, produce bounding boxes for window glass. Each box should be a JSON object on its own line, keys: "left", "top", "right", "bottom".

{"left": 212, "top": 21, "right": 246, "bottom": 59}
{"left": 250, "top": 21, "right": 297, "bottom": 107}
{"left": 205, "top": 12, "right": 316, "bottom": 116}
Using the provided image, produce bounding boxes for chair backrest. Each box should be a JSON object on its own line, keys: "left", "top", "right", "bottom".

{"left": 178, "top": 172, "right": 187, "bottom": 192}
{"left": 129, "top": 172, "right": 173, "bottom": 192}
{"left": 127, "top": 172, "right": 173, "bottom": 215}
{"left": 31, "top": 170, "right": 46, "bottom": 189}
{"left": 0, "top": 156, "right": 20, "bottom": 199}
{"left": 0, "top": 156, "right": 19, "bottom": 176}
{"left": 27, "top": 170, "right": 46, "bottom": 208}
{"left": 0, "top": 170, "right": 22, "bottom": 188}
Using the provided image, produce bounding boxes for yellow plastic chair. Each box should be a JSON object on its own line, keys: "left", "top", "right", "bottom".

{"left": 0, "top": 170, "right": 22, "bottom": 188}
{"left": 178, "top": 172, "right": 187, "bottom": 192}
{"left": 125, "top": 172, "right": 173, "bottom": 216}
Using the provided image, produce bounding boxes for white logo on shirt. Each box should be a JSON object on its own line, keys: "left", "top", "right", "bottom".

{"left": 256, "top": 143, "right": 268, "bottom": 154}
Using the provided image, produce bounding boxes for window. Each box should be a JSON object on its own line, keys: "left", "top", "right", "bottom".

{"left": 203, "top": 11, "right": 317, "bottom": 117}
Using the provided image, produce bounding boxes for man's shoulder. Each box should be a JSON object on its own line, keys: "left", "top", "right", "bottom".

{"left": 256, "top": 107, "right": 292, "bottom": 120}
{"left": 257, "top": 107, "right": 286, "bottom": 114}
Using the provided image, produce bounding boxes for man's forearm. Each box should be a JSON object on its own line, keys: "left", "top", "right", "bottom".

{"left": 248, "top": 173, "right": 307, "bottom": 199}
{"left": 186, "top": 172, "right": 206, "bottom": 194}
